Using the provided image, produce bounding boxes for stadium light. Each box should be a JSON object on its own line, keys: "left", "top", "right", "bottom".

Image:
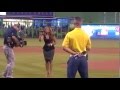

{"left": 115, "top": 12, "right": 117, "bottom": 24}
{"left": 103, "top": 12, "right": 106, "bottom": 24}
{"left": 0, "top": 12, "right": 6, "bottom": 15}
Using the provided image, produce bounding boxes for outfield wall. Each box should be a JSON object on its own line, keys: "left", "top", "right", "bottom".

{"left": 82, "top": 24, "right": 120, "bottom": 39}
{"left": 0, "top": 24, "right": 119, "bottom": 39}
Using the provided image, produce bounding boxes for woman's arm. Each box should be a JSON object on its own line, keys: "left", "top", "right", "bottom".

{"left": 52, "top": 36, "right": 56, "bottom": 45}
{"left": 39, "top": 32, "right": 44, "bottom": 42}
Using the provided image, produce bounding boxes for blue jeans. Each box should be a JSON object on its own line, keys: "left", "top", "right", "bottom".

{"left": 67, "top": 55, "right": 88, "bottom": 78}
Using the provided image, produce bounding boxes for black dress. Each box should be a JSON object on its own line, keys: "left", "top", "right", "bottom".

{"left": 43, "top": 34, "right": 55, "bottom": 61}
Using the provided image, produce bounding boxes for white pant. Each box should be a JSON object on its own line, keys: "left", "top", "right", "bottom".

{"left": 3, "top": 45, "right": 15, "bottom": 78}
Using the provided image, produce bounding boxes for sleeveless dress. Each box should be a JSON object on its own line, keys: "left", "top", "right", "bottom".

{"left": 43, "top": 34, "right": 55, "bottom": 61}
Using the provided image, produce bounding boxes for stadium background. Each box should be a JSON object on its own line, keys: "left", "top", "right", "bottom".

{"left": 0, "top": 12, "right": 119, "bottom": 78}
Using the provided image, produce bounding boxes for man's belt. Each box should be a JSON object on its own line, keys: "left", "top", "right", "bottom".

{"left": 70, "top": 51, "right": 87, "bottom": 57}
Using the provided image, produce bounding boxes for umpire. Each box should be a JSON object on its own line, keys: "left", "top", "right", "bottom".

{"left": 3, "top": 24, "right": 20, "bottom": 78}
{"left": 62, "top": 17, "right": 91, "bottom": 78}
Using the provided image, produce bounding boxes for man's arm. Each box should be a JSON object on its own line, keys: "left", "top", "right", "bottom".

{"left": 12, "top": 36, "right": 19, "bottom": 46}
{"left": 85, "top": 37, "right": 91, "bottom": 60}
{"left": 62, "top": 33, "right": 78, "bottom": 55}
{"left": 11, "top": 29, "right": 20, "bottom": 47}
{"left": 63, "top": 46, "right": 78, "bottom": 55}
{"left": 86, "top": 37, "right": 92, "bottom": 51}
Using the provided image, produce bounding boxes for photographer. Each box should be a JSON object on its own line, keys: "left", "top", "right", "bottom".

{"left": 2, "top": 24, "right": 21, "bottom": 78}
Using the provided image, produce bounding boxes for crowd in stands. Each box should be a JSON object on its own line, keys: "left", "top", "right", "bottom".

{"left": 0, "top": 23, "right": 69, "bottom": 38}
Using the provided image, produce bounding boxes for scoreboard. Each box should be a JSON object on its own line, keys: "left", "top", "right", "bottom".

{"left": 6, "top": 12, "right": 54, "bottom": 17}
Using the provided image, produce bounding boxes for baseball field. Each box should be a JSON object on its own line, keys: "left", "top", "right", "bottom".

{"left": 0, "top": 38, "right": 119, "bottom": 78}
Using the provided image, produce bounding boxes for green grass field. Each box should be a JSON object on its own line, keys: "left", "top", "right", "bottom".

{"left": 0, "top": 38, "right": 119, "bottom": 78}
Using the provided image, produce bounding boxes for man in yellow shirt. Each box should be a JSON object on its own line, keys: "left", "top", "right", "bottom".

{"left": 62, "top": 17, "right": 91, "bottom": 78}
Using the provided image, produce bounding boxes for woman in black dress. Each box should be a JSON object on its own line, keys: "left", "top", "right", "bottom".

{"left": 39, "top": 26, "right": 56, "bottom": 78}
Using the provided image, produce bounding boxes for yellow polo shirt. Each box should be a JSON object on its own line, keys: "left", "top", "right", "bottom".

{"left": 62, "top": 28, "right": 91, "bottom": 53}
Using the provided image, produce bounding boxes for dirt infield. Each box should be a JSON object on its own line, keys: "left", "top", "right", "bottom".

{"left": 61, "top": 60, "right": 119, "bottom": 71}
{"left": 89, "top": 60, "right": 119, "bottom": 71}
{"left": 17, "top": 47, "right": 119, "bottom": 54}
{"left": 0, "top": 46, "right": 119, "bottom": 71}
{"left": 19, "top": 47, "right": 119, "bottom": 54}
{"left": 0, "top": 46, "right": 118, "bottom": 54}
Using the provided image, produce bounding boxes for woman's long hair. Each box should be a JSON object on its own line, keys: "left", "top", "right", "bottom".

{"left": 43, "top": 26, "right": 54, "bottom": 41}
